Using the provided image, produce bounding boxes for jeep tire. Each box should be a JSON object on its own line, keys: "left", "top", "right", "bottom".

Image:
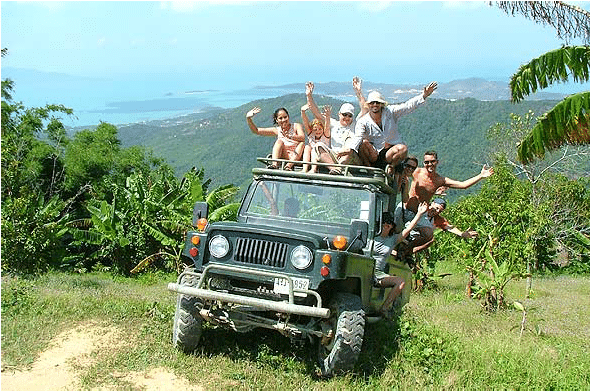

{"left": 319, "top": 292, "right": 365, "bottom": 377}
{"left": 172, "top": 271, "right": 203, "bottom": 353}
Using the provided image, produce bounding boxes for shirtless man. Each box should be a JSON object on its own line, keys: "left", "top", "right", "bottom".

{"left": 394, "top": 150, "right": 493, "bottom": 253}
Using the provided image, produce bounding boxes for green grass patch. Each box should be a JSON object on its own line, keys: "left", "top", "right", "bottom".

{"left": 2, "top": 271, "right": 589, "bottom": 390}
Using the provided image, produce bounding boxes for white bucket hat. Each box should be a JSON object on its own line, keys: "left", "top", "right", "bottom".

{"left": 367, "top": 91, "right": 388, "bottom": 104}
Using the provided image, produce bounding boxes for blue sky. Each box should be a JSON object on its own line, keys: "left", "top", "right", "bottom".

{"left": 2, "top": 1, "right": 589, "bottom": 91}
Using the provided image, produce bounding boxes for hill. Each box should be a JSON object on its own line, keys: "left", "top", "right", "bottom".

{"left": 117, "top": 95, "right": 556, "bottom": 201}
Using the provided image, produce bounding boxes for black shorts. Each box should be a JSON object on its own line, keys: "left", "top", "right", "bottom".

{"left": 374, "top": 145, "right": 393, "bottom": 169}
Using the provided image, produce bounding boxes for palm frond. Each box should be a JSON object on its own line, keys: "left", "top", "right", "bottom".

{"left": 130, "top": 251, "right": 175, "bottom": 274}
{"left": 143, "top": 223, "right": 179, "bottom": 247}
{"left": 68, "top": 227, "right": 106, "bottom": 245}
{"left": 511, "top": 46, "right": 590, "bottom": 103}
{"left": 206, "top": 184, "right": 240, "bottom": 211}
{"left": 517, "top": 92, "right": 590, "bottom": 163}
{"left": 208, "top": 203, "right": 240, "bottom": 222}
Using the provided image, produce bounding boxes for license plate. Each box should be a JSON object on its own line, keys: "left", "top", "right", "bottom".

{"left": 273, "top": 277, "right": 309, "bottom": 297}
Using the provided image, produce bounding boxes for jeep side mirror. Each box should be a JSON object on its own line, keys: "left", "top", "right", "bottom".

{"left": 192, "top": 202, "right": 209, "bottom": 227}
{"left": 347, "top": 220, "right": 368, "bottom": 252}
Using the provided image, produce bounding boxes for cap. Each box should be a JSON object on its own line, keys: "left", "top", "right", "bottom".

{"left": 432, "top": 198, "right": 447, "bottom": 208}
{"left": 339, "top": 103, "right": 355, "bottom": 115}
{"left": 382, "top": 211, "right": 395, "bottom": 224}
{"left": 367, "top": 91, "right": 388, "bottom": 104}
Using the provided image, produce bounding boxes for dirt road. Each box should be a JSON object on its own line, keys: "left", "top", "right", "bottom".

{"left": 1, "top": 322, "right": 201, "bottom": 391}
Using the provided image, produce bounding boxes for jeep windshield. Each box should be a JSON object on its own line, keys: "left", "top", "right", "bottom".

{"left": 241, "top": 179, "right": 372, "bottom": 230}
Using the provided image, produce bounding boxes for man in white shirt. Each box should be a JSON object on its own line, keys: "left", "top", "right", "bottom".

{"left": 353, "top": 82, "right": 438, "bottom": 170}
{"left": 305, "top": 78, "right": 367, "bottom": 165}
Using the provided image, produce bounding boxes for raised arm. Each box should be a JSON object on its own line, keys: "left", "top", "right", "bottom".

{"left": 401, "top": 201, "right": 428, "bottom": 239}
{"left": 246, "top": 107, "right": 278, "bottom": 136}
{"left": 322, "top": 105, "right": 332, "bottom": 138}
{"left": 301, "top": 104, "right": 312, "bottom": 136}
{"left": 353, "top": 76, "right": 368, "bottom": 117}
{"left": 305, "top": 81, "right": 324, "bottom": 121}
{"left": 444, "top": 164, "right": 494, "bottom": 189}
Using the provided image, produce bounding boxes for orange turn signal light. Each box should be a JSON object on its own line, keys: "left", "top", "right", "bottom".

{"left": 321, "top": 254, "right": 331, "bottom": 265}
{"left": 333, "top": 235, "right": 347, "bottom": 250}
{"left": 196, "top": 218, "right": 208, "bottom": 232}
{"left": 191, "top": 235, "right": 200, "bottom": 245}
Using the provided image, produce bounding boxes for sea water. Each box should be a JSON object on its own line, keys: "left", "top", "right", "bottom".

{"left": 1, "top": 68, "right": 302, "bottom": 128}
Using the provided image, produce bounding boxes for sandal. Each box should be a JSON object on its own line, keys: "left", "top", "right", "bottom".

{"left": 329, "top": 168, "right": 342, "bottom": 175}
{"left": 284, "top": 164, "right": 294, "bottom": 171}
{"left": 266, "top": 163, "right": 279, "bottom": 169}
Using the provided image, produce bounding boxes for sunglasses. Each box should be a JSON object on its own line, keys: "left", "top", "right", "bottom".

{"left": 424, "top": 160, "right": 438, "bottom": 165}
{"left": 340, "top": 113, "right": 353, "bottom": 118}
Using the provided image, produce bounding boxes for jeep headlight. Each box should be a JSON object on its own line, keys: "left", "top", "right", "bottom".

{"left": 209, "top": 235, "right": 230, "bottom": 258}
{"left": 291, "top": 245, "right": 312, "bottom": 270}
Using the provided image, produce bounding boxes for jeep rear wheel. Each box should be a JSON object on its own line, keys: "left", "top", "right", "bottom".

{"left": 318, "top": 292, "right": 365, "bottom": 377}
{"left": 172, "top": 271, "right": 203, "bottom": 353}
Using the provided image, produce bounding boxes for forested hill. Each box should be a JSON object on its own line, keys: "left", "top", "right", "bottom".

{"left": 117, "top": 95, "right": 557, "bottom": 200}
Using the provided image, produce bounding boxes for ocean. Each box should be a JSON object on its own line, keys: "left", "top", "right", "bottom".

{"left": 2, "top": 67, "right": 306, "bottom": 128}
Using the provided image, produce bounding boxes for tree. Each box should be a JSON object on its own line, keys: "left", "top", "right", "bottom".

{"left": 494, "top": 2, "right": 590, "bottom": 163}
{"left": 68, "top": 167, "right": 240, "bottom": 274}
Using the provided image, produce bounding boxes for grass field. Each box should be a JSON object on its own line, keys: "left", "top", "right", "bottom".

{"left": 2, "top": 266, "right": 589, "bottom": 390}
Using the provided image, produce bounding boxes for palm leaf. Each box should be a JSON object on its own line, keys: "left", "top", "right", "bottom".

{"left": 511, "top": 46, "right": 590, "bottom": 103}
{"left": 143, "top": 223, "right": 178, "bottom": 247}
{"left": 130, "top": 251, "right": 175, "bottom": 274}
{"left": 517, "top": 92, "right": 590, "bottom": 163}
{"left": 208, "top": 203, "right": 240, "bottom": 222}
{"left": 206, "top": 184, "right": 239, "bottom": 211}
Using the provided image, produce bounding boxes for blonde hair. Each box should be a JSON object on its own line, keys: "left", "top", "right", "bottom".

{"left": 310, "top": 118, "right": 323, "bottom": 130}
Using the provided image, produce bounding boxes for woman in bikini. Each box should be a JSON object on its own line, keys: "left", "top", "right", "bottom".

{"left": 300, "top": 103, "right": 332, "bottom": 173}
{"left": 246, "top": 106, "right": 305, "bottom": 170}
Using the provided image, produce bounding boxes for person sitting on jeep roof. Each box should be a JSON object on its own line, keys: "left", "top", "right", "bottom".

{"left": 246, "top": 106, "right": 305, "bottom": 170}
{"left": 373, "top": 202, "right": 428, "bottom": 316}
{"left": 300, "top": 103, "right": 332, "bottom": 174}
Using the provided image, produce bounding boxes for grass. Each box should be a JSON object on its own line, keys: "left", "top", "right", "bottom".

{"left": 2, "top": 268, "right": 590, "bottom": 390}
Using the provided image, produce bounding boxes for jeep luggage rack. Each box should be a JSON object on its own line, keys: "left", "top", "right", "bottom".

{"left": 257, "top": 157, "right": 395, "bottom": 184}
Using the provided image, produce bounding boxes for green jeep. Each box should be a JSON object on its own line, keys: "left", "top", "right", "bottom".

{"left": 168, "top": 158, "right": 412, "bottom": 376}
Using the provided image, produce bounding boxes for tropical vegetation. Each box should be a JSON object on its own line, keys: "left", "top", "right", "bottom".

{"left": 495, "top": 1, "right": 590, "bottom": 163}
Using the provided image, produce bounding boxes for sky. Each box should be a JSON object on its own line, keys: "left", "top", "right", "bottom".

{"left": 2, "top": 0, "right": 589, "bottom": 92}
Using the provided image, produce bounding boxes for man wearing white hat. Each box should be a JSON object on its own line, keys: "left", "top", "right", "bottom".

{"left": 353, "top": 82, "right": 438, "bottom": 171}
{"left": 305, "top": 78, "right": 367, "bottom": 165}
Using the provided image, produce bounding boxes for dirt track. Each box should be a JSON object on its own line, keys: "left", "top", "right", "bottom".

{"left": 1, "top": 322, "right": 201, "bottom": 391}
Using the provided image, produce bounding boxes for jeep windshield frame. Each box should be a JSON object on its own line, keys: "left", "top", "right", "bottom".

{"left": 239, "top": 178, "right": 377, "bottom": 239}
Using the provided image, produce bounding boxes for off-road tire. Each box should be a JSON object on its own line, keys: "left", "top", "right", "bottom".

{"left": 172, "top": 271, "right": 203, "bottom": 353}
{"left": 318, "top": 292, "right": 365, "bottom": 377}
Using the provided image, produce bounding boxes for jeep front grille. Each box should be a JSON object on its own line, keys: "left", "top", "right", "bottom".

{"left": 234, "top": 237, "right": 288, "bottom": 268}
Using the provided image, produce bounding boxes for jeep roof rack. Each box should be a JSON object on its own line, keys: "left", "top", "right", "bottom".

{"left": 254, "top": 157, "right": 398, "bottom": 195}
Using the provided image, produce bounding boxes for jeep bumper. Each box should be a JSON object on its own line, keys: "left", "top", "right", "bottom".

{"left": 168, "top": 264, "right": 330, "bottom": 318}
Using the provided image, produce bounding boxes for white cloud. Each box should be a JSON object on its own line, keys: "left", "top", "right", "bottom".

{"left": 97, "top": 37, "right": 107, "bottom": 47}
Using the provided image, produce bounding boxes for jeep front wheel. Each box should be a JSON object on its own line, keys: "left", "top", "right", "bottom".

{"left": 318, "top": 292, "right": 365, "bottom": 377}
{"left": 172, "top": 271, "right": 203, "bottom": 353}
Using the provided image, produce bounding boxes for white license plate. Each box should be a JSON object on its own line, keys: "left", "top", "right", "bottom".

{"left": 273, "top": 277, "right": 309, "bottom": 297}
